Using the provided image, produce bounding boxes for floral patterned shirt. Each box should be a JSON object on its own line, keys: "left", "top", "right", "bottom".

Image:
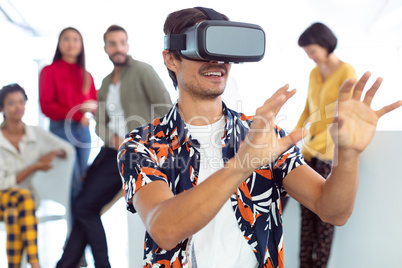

{"left": 118, "top": 102, "right": 305, "bottom": 268}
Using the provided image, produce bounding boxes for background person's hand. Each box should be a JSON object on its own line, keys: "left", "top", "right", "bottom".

{"left": 35, "top": 151, "right": 58, "bottom": 171}
{"left": 80, "top": 99, "right": 98, "bottom": 114}
{"left": 80, "top": 116, "right": 90, "bottom": 127}
{"left": 54, "top": 149, "right": 67, "bottom": 158}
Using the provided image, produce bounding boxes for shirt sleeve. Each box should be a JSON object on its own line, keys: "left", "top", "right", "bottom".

{"left": 272, "top": 126, "right": 305, "bottom": 194}
{"left": 295, "top": 69, "right": 315, "bottom": 130}
{"left": 139, "top": 65, "right": 172, "bottom": 118}
{"left": 0, "top": 155, "right": 17, "bottom": 190}
{"left": 95, "top": 78, "right": 114, "bottom": 146}
{"left": 295, "top": 98, "right": 310, "bottom": 130}
{"left": 35, "top": 127, "right": 75, "bottom": 159}
{"left": 343, "top": 63, "right": 358, "bottom": 80}
{"left": 117, "top": 131, "right": 169, "bottom": 213}
{"left": 85, "top": 72, "right": 98, "bottom": 102}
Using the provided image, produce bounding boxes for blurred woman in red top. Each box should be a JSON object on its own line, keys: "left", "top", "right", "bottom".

{"left": 39, "top": 27, "right": 97, "bottom": 217}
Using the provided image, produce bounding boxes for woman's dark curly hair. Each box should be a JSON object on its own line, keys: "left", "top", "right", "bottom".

{"left": 0, "top": 83, "right": 28, "bottom": 118}
{"left": 0, "top": 83, "right": 28, "bottom": 109}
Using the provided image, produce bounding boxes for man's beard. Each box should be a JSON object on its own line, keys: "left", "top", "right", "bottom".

{"left": 183, "top": 81, "right": 226, "bottom": 101}
{"left": 110, "top": 53, "right": 128, "bottom": 66}
{"left": 185, "top": 64, "right": 227, "bottom": 100}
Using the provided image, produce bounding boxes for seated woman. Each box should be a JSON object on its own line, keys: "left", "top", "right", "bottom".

{"left": 0, "top": 83, "right": 73, "bottom": 268}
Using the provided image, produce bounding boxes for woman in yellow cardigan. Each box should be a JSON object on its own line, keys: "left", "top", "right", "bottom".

{"left": 296, "top": 22, "right": 357, "bottom": 268}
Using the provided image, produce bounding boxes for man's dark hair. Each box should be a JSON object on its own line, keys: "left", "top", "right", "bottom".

{"left": 163, "top": 7, "right": 229, "bottom": 89}
{"left": 103, "top": 25, "right": 127, "bottom": 43}
{"left": 0, "top": 83, "right": 28, "bottom": 117}
{"left": 298, "top": 22, "right": 338, "bottom": 55}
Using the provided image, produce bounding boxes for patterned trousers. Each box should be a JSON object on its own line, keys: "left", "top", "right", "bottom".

{"left": 0, "top": 188, "right": 39, "bottom": 268}
{"left": 299, "top": 158, "right": 334, "bottom": 268}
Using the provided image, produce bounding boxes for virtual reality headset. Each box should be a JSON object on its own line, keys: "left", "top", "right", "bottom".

{"left": 164, "top": 8, "right": 266, "bottom": 63}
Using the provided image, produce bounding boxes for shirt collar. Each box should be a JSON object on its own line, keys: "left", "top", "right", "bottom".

{"left": 161, "top": 101, "right": 234, "bottom": 149}
{"left": 109, "top": 55, "right": 134, "bottom": 82}
{"left": 56, "top": 59, "right": 79, "bottom": 69}
{"left": 22, "top": 124, "right": 37, "bottom": 143}
{"left": 0, "top": 124, "right": 36, "bottom": 152}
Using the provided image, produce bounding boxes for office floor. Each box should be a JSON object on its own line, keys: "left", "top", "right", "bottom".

{"left": 0, "top": 198, "right": 129, "bottom": 268}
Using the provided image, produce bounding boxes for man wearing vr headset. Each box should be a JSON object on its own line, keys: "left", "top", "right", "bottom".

{"left": 118, "top": 7, "right": 401, "bottom": 268}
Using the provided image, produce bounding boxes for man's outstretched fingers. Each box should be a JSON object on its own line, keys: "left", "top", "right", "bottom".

{"left": 362, "top": 77, "right": 383, "bottom": 107}
{"left": 351, "top": 71, "right": 371, "bottom": 101}
{"left": 270, "top": 84, "right": 290, "bottom": 99}
{"left": 259, "top": 93, "right": 287, "bottom": 117}
{"left": 376, "top": 100, "right": 402, "bottom": 118}
{"left": 338, "top": 78, "right": 357, "bottom": 102}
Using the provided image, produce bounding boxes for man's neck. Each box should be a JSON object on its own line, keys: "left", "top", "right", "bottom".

{"left": 111, "top": 66, "right": 124, "bottom": 85}
{"left": 178, "top": 94, "right": 224, "bottom": 126}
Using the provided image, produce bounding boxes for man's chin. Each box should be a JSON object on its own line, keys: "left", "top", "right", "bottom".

{"left": 111, "top": 57, "right": 128, "bottom": 66}
{"left": 112, "top": 60, "right": 127, "bottom": 66}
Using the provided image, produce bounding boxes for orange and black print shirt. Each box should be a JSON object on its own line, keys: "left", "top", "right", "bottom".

{"left": 118, "top": 102, "right": 305, "bottom": 268}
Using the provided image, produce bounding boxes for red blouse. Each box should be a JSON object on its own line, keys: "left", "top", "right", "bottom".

{"left": 39, "top": 59, "right": 97, "bottom": 122}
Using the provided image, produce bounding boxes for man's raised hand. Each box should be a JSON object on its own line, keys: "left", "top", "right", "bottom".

{"left": 235, "top": 84, "right": 307, "bottom": 174}
{"left": 331, "top": 71, "right": 402, "bottom": 154}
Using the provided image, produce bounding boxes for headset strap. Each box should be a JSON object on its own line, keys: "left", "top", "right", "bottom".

{"left": 165, "top": 7, "right": 225, "bottom": 50}
{"left": 194, "top": 7, "right": 225, "bottom": 20}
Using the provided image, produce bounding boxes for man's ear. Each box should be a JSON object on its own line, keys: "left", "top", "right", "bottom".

{"left": 163, "top": 50, "right": 178, "bottom": 72}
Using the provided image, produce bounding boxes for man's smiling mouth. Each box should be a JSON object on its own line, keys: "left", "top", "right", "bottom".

{"left": 202, "top": 71, "right": 223, "bottom": 77}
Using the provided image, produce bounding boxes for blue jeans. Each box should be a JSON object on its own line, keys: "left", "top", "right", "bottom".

{"left": 49, "top": 120, "right": 91, "bottom": 210}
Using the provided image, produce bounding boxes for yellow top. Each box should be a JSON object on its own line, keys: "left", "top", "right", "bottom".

{"left": 295, "top": 62, "right": 357, "bottom": 160}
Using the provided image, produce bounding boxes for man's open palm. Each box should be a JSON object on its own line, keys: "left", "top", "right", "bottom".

{"left": 236, "top": 84, "right": 306, "bottom": 173}
{"left": 331, "top": 72, "right": 402, "bottom": 153}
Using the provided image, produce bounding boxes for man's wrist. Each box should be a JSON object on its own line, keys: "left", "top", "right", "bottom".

{"left": 337, "top": 147, "right": 361, "bottom": 158}
{"left": 225, "top": 156, "right": 255, "bottom": 180}
{"left": 333, "top": 147, "right": 361, "bottom": 167}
